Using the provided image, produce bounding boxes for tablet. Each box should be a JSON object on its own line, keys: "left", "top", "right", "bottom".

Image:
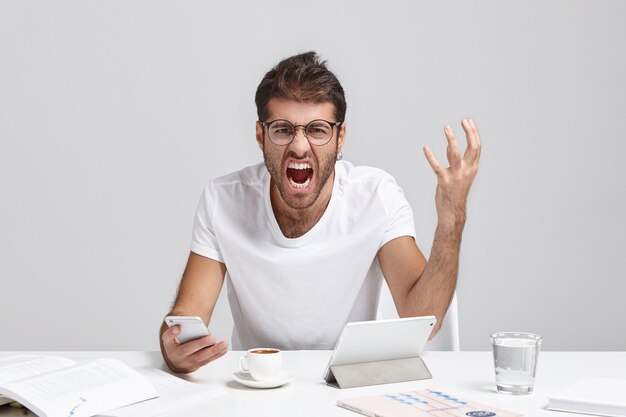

{"left": 323, "top": 316, "right": 437, "bottom": 384}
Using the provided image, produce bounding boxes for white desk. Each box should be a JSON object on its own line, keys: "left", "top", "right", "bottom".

{"left": 1, "top": 351, "right": 625, "bottom": 416}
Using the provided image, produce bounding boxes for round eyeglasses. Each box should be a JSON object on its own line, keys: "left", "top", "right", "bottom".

{"left": 258, "top": 119, "right": 342, "bottom": 146}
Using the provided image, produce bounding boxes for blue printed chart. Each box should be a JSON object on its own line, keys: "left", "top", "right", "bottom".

{"left": 337, "top": 388, "right": 522, "bottom": 417}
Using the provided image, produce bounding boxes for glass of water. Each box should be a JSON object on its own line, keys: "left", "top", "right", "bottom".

{"left": 490, "top": 332, "right": 542, "bottom": 395}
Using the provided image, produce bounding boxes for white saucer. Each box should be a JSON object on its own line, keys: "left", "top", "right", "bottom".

{"left": 232, "top": 371, "right": 294, "bottom": 389}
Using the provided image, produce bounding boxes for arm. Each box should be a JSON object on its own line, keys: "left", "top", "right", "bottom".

{"left": 377, "top": 118, "right": 481, "bottom": 339}
{"left": 159, "top": 251, "right": 228, "bottom": 373}
{"left": 377, "top": 228, "right": 462, "bottom": 339}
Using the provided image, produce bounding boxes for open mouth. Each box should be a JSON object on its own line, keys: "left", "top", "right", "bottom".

{"left": 286, "top": 162, "right": 313, "bottom": 189}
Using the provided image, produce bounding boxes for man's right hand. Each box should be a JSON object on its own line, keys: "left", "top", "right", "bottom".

{"left": 161, "top": 325, "right": 229, "bottom": 373}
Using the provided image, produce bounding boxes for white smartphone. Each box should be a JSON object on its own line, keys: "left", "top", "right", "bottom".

{"left": 164, "top": 316, "right": 212, "bottom": 344}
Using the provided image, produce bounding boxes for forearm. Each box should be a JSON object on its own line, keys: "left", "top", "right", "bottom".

{"left": 403, "top": 214, "right": 465, "bottom": 333}
{"left": 159, "top": 253, "right": 225, "bottom": 349}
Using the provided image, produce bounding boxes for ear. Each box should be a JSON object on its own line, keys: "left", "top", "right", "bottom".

{"left": 337, "top": 122, "right": 346, "bottom": 152}
{"left": 255, "top": 121, "right": 264, "bottom": 151}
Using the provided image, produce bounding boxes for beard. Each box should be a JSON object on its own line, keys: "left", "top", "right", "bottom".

{"left": 263, "top": 142, "right": 338, "bottom": 210}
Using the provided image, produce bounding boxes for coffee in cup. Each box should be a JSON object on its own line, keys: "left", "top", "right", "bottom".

{"left": 239, "top": 348, "right": 281, "bottom": 381}
{"left": 249, "top": 349, "right": 278, "bottom": 354}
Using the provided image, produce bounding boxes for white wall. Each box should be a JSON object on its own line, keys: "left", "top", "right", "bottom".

{"left": 1, "top": 0, "right": 625, "bottom": 351}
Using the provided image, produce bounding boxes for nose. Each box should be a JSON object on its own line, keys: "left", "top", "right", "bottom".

{"left": 288, "top": 126, "right": 311, "bottom": 155}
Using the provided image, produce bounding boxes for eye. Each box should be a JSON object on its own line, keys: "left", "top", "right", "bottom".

{"left": 270, "top": 122, "right": 294, "bottom": 135}
{"left": 307, "top": 123, "right": 331, "bottom": 135}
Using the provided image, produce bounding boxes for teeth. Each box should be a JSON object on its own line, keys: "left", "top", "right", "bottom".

{"left": 289, "top": 177, "right": 311, "bottom": 189}
{"left": 287, "top": 162, "right": 312, "bottom": 170}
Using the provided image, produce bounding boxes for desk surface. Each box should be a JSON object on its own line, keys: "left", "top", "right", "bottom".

{"left": 1, "top": 350, "right": 625, "bottom": 416}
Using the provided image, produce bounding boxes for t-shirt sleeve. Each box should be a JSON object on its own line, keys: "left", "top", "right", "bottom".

{"left": 190, "top": 182, "right": 224, "bottom": 263}
{"left": 378, "top": 175, "right": 416, "bottom": 248}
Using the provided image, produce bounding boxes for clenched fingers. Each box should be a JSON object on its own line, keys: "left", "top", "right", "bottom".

{"left": 177, "top": 335, "right": 217, "bottom": 356}
{"left": 164, "top": 334, "right": 228, "bottom": 373}
{"left": 190, "top": 341, "right": 229, "bottom": 367}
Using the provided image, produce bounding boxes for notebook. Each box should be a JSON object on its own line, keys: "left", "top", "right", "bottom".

{"left": 547, "top": 377, "right": 626, "bottom": 417}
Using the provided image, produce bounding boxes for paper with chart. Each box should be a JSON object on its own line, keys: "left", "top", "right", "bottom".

{"left": 337, "top": 388, "right": 521, "bottom": 417}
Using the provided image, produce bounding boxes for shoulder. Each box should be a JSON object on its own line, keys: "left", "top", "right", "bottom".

{"left": 336, "top": 160, "right": 399, "bottom": 191}
{"left": 194, "top": 163, "right": 266, "bottom": 225}
{"left": 336, "top": 161, "right": 410, "bottom": 216}
{"left": 204, "top": 162, "right": 266, "bottom": 192}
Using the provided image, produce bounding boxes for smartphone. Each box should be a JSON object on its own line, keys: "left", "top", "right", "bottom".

{"left": 164, "top": 316, "right": 212, "bottom": 344}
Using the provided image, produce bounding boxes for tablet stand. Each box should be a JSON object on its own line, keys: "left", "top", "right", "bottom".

{"left": 327, "top": 356, "right": 432, "bottom": 389}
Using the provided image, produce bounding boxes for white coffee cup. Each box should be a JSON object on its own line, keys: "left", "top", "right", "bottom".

{"left": 239, "top": 348, "right": 282, "bottom": 381}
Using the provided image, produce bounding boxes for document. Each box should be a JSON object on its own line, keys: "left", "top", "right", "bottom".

{"left": 338, "top": 388, "right": 521, "bottom": 417}
{"left": 0, "top": 355, "right": 158, "bottom": 417}
{"left": 100, "top": 367, "right": 228, "bottom": 417}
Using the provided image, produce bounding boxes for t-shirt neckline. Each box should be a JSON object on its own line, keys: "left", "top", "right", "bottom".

{"left": 263, "top": 164, "right": 342, "bottom": 247}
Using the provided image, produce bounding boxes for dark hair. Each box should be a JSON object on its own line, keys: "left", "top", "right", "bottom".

{"left": 255, "top": 51, "right": 346, "bottom": 123}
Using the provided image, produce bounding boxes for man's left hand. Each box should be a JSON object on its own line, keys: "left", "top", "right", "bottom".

{"left": 423, "top": 118, "right": 482, "bottom": 224}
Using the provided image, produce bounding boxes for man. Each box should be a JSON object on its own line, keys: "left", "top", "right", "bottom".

{"left": 160, "top": 51, "right": 481, "bottom": 373}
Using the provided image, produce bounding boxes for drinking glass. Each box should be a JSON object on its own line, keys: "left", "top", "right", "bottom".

{"left": 490, "top": 332, "right": 542, "bottom": 395}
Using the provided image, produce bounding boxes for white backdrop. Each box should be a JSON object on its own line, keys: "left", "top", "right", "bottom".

{"left": 1, "top": 0, "right": 625, "bottom": 351}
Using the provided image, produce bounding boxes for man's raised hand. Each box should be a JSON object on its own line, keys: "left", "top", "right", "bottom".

{"left": 423, "top": 119, "right": 481, "bottom": 223}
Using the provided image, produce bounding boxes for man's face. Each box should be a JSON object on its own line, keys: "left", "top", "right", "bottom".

{"left": 256, "top": 98, "right": 346, "bottom": 210}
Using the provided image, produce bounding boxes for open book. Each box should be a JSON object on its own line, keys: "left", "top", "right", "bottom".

{"left": 0, "top": 355, "right": 158, "bottom": 417}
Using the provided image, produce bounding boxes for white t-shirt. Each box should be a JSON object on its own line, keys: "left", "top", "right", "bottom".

{"left": 190, "top": 160, "right": 416, "bottom": 350}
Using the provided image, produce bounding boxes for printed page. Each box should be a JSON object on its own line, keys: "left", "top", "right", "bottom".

{"left": 338, "top": 388, "right": 522, "bottom": 417}
{"left": 0, "top": 355, "right": 76, "bottom": 406}
{"left": 0, "top": 358, "right": 158, "bottom": 417}
{"left": 99, "top": 367, "right": 227, "bottom": 417}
